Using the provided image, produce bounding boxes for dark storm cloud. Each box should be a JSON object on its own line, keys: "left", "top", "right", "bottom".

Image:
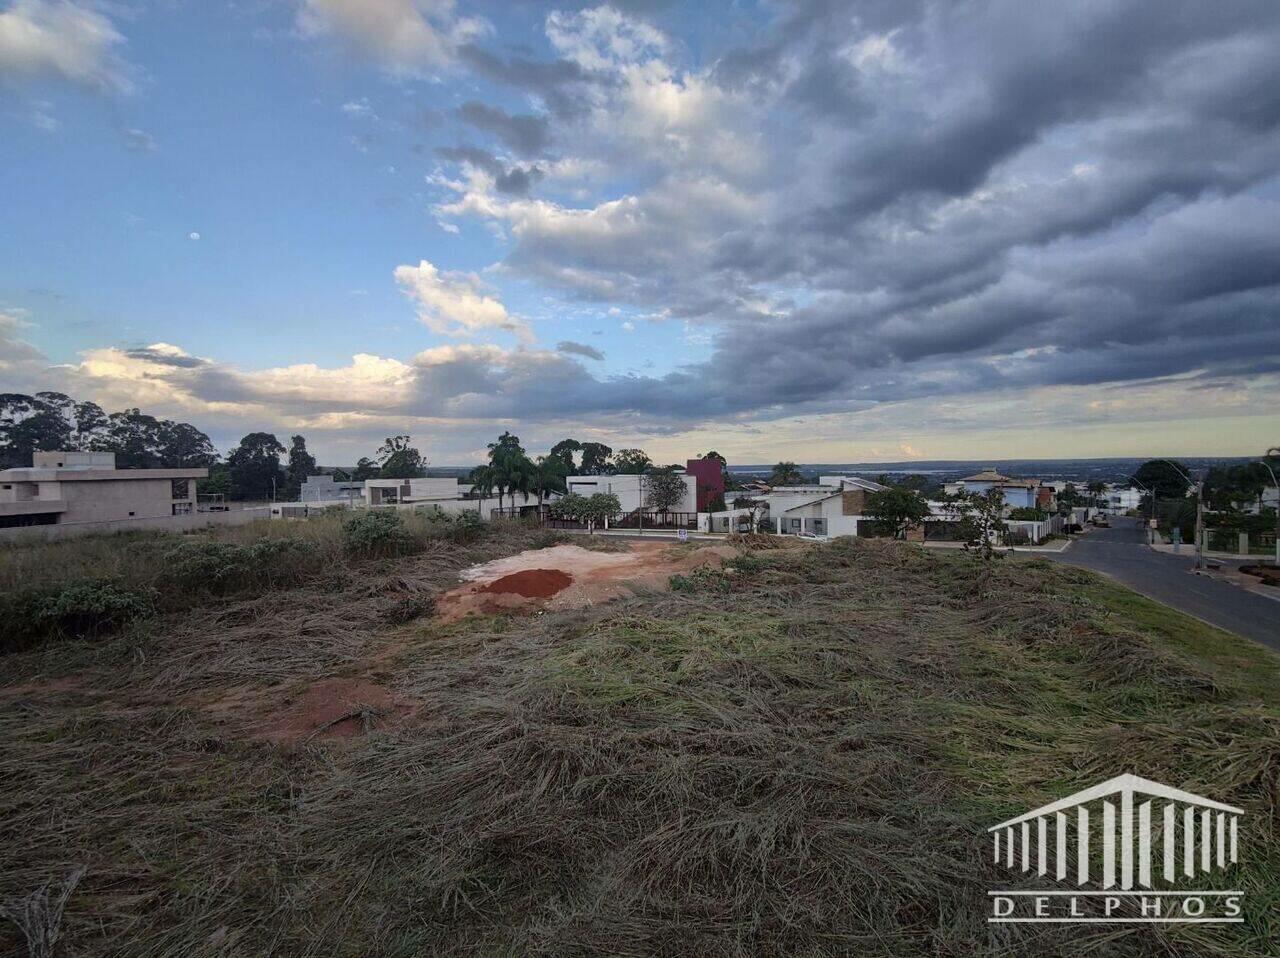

{"left": 556, "top": 340, "right": 605, "bottom": 360}
{"left": 123, "top": 347, "right": 207, "bottom": 368}
{"left": 455, "top": 101, "right": 550, "bottom": 156}
{"left": 398, "top": 1, "right": 1280, "bottom": 434}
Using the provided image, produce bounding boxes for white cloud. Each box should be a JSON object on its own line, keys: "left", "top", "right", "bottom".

{"left": 393, "top": 259, "right": 531, "bottom": 341}
{"left": 0, "top": 0, "right": 132, "bottom": 92}
{"left": 297, "top": 0, "right": 487, "bottom": 73}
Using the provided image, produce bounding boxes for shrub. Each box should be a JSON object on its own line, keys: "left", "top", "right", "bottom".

{"left": 160, "top": 538, "right": 320, "bottom": 597}
{"left": 1, "top": 580, "right": 155, "bottom": 652}
{"left": 344, "top": 510, "right": 416, "bottom": 558}
{"left": 668, "top": 568, "right": 732, "bottom": 594}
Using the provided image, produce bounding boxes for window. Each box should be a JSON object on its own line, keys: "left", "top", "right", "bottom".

{"left": 172, "top": 502, "right": 192, "bottom": 515}
{"left": 788, "top": 518, "right": 801, "bottom": 532}
{"left": 811, "top": 518, "right": 827, "bottom": 535}
{"left": 171, "top": 479, "right": 190, "bottom": 499}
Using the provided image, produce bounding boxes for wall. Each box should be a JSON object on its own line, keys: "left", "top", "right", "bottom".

{"left": 566, "top": 475, "right": 696, "bottom": 514}
{"left": 0, "top": 506, "right": 269, "bottom": 543}
{"left": 59, "top": 477, "right": 194, "bottom": 523}
{"left": 685, "top": 458, "right": 725, "bottom": 511}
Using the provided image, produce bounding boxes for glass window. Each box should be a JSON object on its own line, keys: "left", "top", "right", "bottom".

{"left": 172, "top": 502, "right": 193, "bottom": 515}
{"left": 171, "top": 479, "right": 190, "bottom": 499}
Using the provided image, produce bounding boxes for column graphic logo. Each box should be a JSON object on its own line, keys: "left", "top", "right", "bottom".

{"left": 988, "top": 774, "right": 1244, "bottom": 923}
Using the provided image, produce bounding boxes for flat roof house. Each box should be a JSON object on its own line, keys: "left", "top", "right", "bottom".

{"left": 565, "top": 473, "right": 698, "bottom": 515}
{"left": 0, "top": 451, "right": 207, "bottom": 530}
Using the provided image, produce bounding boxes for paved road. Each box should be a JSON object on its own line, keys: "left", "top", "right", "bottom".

{"left": 1038, "top": 517, "right": 1280, "bottom": 651}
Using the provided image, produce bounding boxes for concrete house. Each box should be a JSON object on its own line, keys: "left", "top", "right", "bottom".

{"left": 946, "top": 469, "right": 1041, "bottom": 510}
{"left": 707, "top": 476, "right": 889, "bottom": 537}
{"left": 565, "top": 473, "right": 698, "bottom": 514}
{"left": 300, "top": 475, "right": 365, "bottom": 505}
{"left": 0, "top": 451, "right": 206, "bottom": 530}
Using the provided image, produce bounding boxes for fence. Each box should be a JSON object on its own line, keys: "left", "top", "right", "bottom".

{"left": 0, "top": 506, "right": 270, "bottom": 543}
{"left": 1202, "top": 528, "right": 1279, "bottom": 557}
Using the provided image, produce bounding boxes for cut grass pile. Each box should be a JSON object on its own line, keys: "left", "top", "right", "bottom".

{"left": 1, "top": 533, "right": 1278, "bottom": 956}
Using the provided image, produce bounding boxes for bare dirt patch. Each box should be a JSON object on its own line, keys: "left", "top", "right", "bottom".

{"left": 436, "top": 540, "right": 739, "bottom": 622}
{"left": 253, "top": 677, "right": 411, "bottom": 743}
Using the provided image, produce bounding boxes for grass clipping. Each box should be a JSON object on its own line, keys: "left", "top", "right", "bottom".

{"left": 2, "top": 534, "right": 1279, "bottom": 956}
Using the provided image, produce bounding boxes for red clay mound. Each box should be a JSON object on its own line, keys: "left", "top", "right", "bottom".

{"left": 481, "top": 568, "right": 573, "bottom": 598}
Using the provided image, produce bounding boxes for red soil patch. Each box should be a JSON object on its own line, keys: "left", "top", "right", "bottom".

{"left": 481, "top": 568, "right": 573, "bottom": 598}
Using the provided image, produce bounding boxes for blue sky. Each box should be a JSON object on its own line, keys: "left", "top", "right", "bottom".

{"left": 2, "top": 1, "right": 1279, "bottom": 465}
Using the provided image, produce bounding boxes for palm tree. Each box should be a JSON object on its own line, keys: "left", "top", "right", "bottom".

{"left": 468, "top": 465, "right": 495, "bottom": 515}
{"left": 769, "top": 461, "right": 804, "bottom": 486}
{"left": 532, "top": 455, "right": 568, "bottom": 506}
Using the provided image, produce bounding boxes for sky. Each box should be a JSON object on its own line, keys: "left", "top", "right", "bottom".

{"left": 1, "top": 0, "right": 1278, "bottom": 466}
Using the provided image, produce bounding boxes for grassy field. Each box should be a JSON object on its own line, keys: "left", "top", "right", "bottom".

{"left": 1, "top": 521, "right": 1278, "bottom": 956}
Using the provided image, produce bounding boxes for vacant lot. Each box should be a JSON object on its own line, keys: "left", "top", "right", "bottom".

{"left": 2, "top": 520, "right": 1278, "bottom": 957}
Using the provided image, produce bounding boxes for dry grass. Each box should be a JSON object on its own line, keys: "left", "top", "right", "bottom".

{"left": 1, "top": 533, "right": 1278, "bottom": 956}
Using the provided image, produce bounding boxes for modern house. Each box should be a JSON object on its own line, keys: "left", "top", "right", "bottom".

{"left": 364, "top": 477, "right": 467, "bottom": 506}
{"left": 0, "top": 451, "right": 206, "bottom": 530}
{"left": 565, "top": 473, "right": 698, "bottom": 514}
{"left": 945, "top": 469, "right": 1041, "bottom": 510}
{"left": 707, "top": 476, "right": 889, "bottom": 537}
{"left": 1104, "top": 485, "right": 1144, "bottom": 512}
{"left": 300, "top": 475, "right": 365, "bottom": 505}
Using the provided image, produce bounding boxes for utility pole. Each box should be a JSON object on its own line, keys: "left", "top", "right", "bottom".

{"left": 1129, "top": 475, "right": 1154, "bottom": 544}
{"left": 1149, "top": 460, "right": 1202, "bottom": 570}
{"left": 1264, "top": 447, "right": 1280, "bottom": 568}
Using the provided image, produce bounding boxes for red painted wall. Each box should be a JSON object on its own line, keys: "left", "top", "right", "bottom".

{"left": 685, "top": 457, "right": 726, "bottom": 511}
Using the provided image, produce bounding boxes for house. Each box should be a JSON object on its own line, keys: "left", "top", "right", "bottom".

{"left": 300, "top": 475, "right": 365, "bottom": 505}
{"left": 0, "top": 451, "right": 206, "bottom": 530}
{"left": 947, "top": 469, "right": 1041, "bottom": 510}
{"left": 706, "top": 476, "right": 889, "bottom": 537}
{"left": 364, "top": 477, "right": 465, "bottom": 506}
{"left": 1104, "top": 485, "right": 1143, "bottom": 512}
{"left": 565, "top": 473, "right": 698, "bottom": 514}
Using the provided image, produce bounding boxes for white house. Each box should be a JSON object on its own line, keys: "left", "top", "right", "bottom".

{"left": 1104, "top": 485, "right": 1144, "bottom": 512}
{"left": 947, "top": 469, "right": 1041, "bottom": 510}
{"left": 565, "top": 473, "right": 697, "bottom": 514}
{"left": 705, "top": 476, "right": 889, "bottom": 537}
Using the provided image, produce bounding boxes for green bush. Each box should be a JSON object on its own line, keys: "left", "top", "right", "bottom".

{"left": 1, "top": 580, "right": 155, "bottom": 652}
{"left": 668, "top": 568, "right": 732, "bottom": 594}
{"left": 160, "top": 538, "right": 320, "bottom": 596}
{"left": 344, "top": 510, "right": 416, "bottom": 558}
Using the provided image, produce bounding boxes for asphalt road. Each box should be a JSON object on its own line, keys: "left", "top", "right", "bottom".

{"left": 1039, "top": 517, "right": 1280, "bottom": 652}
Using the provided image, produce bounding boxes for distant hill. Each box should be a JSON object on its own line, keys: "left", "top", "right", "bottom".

{"left": 730, "top": 457, "right": 1254, "bottom": 484}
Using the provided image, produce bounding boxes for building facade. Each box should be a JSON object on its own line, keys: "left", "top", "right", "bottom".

{"left": 0, "top": 451, "right": 207, "bottom": 529}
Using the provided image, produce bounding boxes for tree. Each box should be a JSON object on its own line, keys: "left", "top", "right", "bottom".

{"left": 769, "top": 461, "right": 804, "bottom": 486}
{"left": 579, "top": 442, "right": 613, "bottom": 475}
{"left": 865, "top": 486, "right": 931, "bottom": 539}
{"left": 644, "top": 467, "right": 687, "bottom": 513}
{"left": 551, "top": 491, "right": 620, "bottom": 533}
{"left": 952, "top": 490, "right": 1007, "bottom": 560}
{"left": 468, "top": 464, "right": 497, "bottom": 514}
{"left": 531, "top": 455, "right": 568, "bottom": 505}
{"left": 486, "top": 431, "right": 531, "bottom": 509}
{"left": 331, "top": 467, "right": 352, "bottom": 482}
{"left": 226, "top": 432, "right": 286, "bottom": 501}
{"left": 285, "top": 435, "right": 318, "bottom": 498}
{"left": 199, "top": 463, "right": 232, "bottom": 498}
{"left": 548, "top": 438, "right": 583, "bottom": 472}
{"left": 376, "top": 435, "right": 426, "bottom": 479}
{"left": 1134, "top": 460, "right": 1194, "bottom": 501}
{"left": 351, "top": 457, "right": 380, "bottom": 481}
{"left": 0, "top": 409, "right": 71, "bottom": 467}
{"left": 156, "top": 421, "right": 217, "bottom": 468}
{"left": 608, "top": 448, "right": 651, "bottom": 474}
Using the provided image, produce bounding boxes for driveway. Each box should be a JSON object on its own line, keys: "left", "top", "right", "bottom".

{"left": 1038, "top": 517, "right": 1280, "bottom": 652}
